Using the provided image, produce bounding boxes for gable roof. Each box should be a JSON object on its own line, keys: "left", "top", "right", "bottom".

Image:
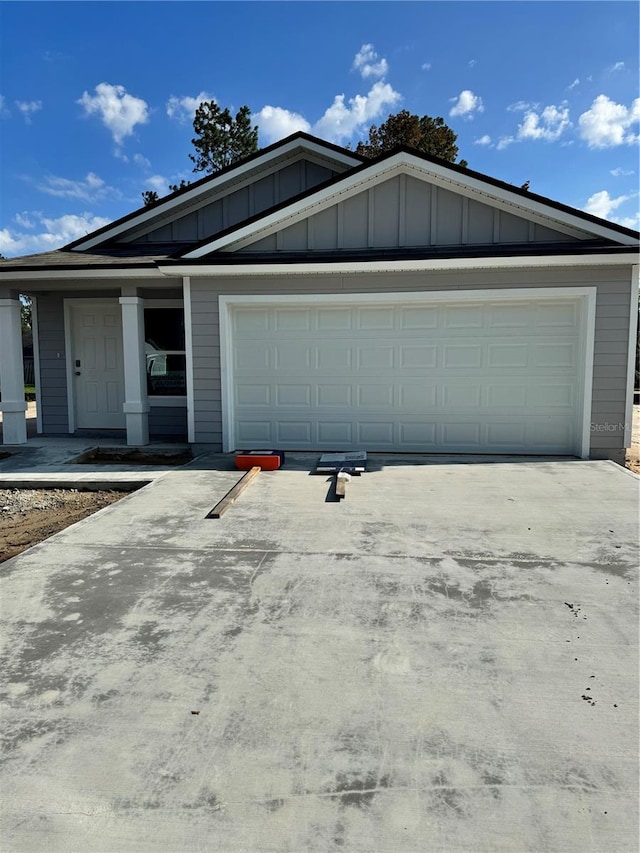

{"left": 64, "top": 132, "right": 365, "bottom": 252}
{"left": 177, "top": 145, "right": 639, "bottom": 258}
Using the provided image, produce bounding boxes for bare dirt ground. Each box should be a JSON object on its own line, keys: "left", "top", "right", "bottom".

{"left": 0, "top": 489, "right": 125, "bottom": 564}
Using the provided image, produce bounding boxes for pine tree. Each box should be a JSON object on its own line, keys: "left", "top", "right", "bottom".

{"left": 356, "top": 110, "right": 467, "bottom": 167}
{"left": 190, "top": 103, "right": 258, "bottom": 173}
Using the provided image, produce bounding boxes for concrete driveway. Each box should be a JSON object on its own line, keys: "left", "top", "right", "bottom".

{"left": 1, "top": 456, "right": 638, "bottom": 852}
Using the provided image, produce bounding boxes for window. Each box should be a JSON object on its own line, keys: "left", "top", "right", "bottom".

{"left": 144, "top": 306, "right": 186, "bottom": 396}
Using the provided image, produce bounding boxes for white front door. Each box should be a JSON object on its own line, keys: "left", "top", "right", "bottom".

{"left": 70, "top": 302, "right": 125, "bottom": 429}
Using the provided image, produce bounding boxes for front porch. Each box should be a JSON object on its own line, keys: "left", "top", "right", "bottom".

{"left": 0, "top": 286, "right": 188, "bottom": 448}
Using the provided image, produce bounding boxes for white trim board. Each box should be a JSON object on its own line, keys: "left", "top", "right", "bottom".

{"left": 624, "top": 264, "right": 639, "bottom": 448}
{"left": 31, "top": 295, "right": 43, "bottom": 434}
{"left": 183, "top": 276, "right": 196, "bottom": 443}
{"left": 218, "top": 287, "right": 597, "bottom": 458}
{"left": 161, "top": 252, "right": 638, "bottom": 278}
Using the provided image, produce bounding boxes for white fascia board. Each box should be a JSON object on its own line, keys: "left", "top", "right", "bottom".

{"left": 0, "top": 267, "right": 161, "bottom": 282}
{"left": 158, "top": 252, "right": 639, "bottom": 278}
{"left": 182, "top": 152, "right": 637, "bottom": 258}
{"left": 71, "top": 139, "right": 362, "bottom": 252}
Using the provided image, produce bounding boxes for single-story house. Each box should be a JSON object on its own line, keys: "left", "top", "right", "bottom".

{"left": 1, "top": 132, "right": 638, "bottom": 460}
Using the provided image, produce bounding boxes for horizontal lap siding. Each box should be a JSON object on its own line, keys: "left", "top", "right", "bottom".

{"left": 35, "top": 294, "right": 69, "bottom": 433}
{"left": 149, "top": 406, "right": 187, "bottom": 440}
{"left": 189, "top": 266, "right": 633, "bottom": 457}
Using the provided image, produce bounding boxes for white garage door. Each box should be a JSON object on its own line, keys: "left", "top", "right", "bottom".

{"left": 227, "top": 295, "right": 588, "bottom": 454}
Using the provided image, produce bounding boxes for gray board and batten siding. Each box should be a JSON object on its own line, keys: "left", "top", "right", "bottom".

{"left": 118, "top": 157, "right": 344, "bottom": 245}
{"left": 237, "top": 175, "right": 588, "bottom": 254}
{"left": 189, "top": 265, "right": 633, "bottom": 460}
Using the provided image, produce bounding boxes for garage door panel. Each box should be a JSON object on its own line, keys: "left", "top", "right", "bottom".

{"left": 487, "top": 384, "right": 527, "bottom": 408}
{"left": 317, "top": 308, "right": 352, "bottom": 330}
{"left": 536, "top": 302, "right": 578, "bottom": 327}
{"left": 275, "top": 385, "right": 312, "bottom": 406}
{"left": 276, "top": 422, "right": 312, "bottom": 443}
{"left": 237, "top": 420, "right": 272, "bottom": 443}
{"left": 317, "top": 384, "right": 352, "bottom": 406}
{"left": 357, "top": 307, "right": 394, "bottom": 330}
{"left": 528, "top": 383, "right": 575, "bottom": 408}
{"left": 488, "top": 343, "right": 529, "bottom": 368}
{"left": 489, "top": 304, "right": 530, "bottom": 327}
{"left": 318, "top": 422, "right": 353, "bottom": 443}
{"left": 357, "top": 345, "right": 395, "bottom": 369}
{"left": 274, "top": 309, "right": 310, "bottom": 331}
{"left": 229, "top": 298, "right": 586, "bottom": 454}
{"left": 443, "top": 385, "right": 482, "bottom": 408}
{"left": 274, "top": 343, "right": 311, "bottom": 369}
{"left": 357, "top": 384, "right": 394, "bottom": 407}
{"left": 316, "top": 346, "right": 352, "bottom": 370}
{"left": 534, "top": 342, "right": 576, "bottom": 368}
{"left": 358, "top": 422, "right": 395, "bottom": 444}
{"left": 400, "top": 306, "right": 439, "bottom": 328}
{"left": 444, "top": 305, "right": 485, "bottom": 328}
{"left": 400, "top": 346, "right": 438, "bottom": 368}
{"left": 399, "top": 384, "right": 438, "bottom": 409}
{"left": 235, "top": 344, "right": 270, "bottom": 369}
{"left": 444, "top": 345, "right": 483, "bottom": 368}
{"left": 236, "top": 384, "right": 270, "bottom": 406}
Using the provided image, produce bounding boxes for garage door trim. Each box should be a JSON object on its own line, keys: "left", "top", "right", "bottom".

{"left": 219, "top": 287, "right": 596, "bottom": 456}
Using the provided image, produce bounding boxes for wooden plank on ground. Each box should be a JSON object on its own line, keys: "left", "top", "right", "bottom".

{"left": 206, "top": 466, "right": 261, "bottom": 518}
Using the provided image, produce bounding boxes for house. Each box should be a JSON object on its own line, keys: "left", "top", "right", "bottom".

{"left": 1, "top": 132, "right": 638, "bottom": 461}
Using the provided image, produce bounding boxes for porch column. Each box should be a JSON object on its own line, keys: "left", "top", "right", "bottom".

{"left": 119, "top": 296, "right": 149, "bottom": 446}
{"left": 0, "top": 297, "right": 28, "bottom": 445}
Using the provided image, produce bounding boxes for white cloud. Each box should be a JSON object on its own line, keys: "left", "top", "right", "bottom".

{"left": 517, "top": 104, "right": 571, "bottom": 141}
{"left": 14, "top": 212, "right": 35, "bottom": 228}
{"left": 609, "top": 61, "right": 625, "bottom": 73}
{"left": 15, "top": 100, "right": 42, "bottom": 123}
{"left": 568, "top": 78, "right": 580, "bottom": 90}
{"left": 615, "top": 213, "right": 640, "bottom": 229}
{"left": 421, "top": 62, "right": 432, "bottom": 71}
{"left": 583, "top": 190, "right": 640, "bottom": 230}
{"left": 313, "top": 80, "right": 401, "bottom": 143}
{"left": 133, "top": 153, "right": 151, "bottom": 169}
{"left": 583, "top": 190, "right": 630, "bottom": 219}
{"left": 610, "top": 167, "right": 634, "bottom": 177}
{"left": 78, "top": 83, "right": 149, "bottom": 145}
{"left": 578, "top": 95, "right": 640, "bottom": 148}
{"left": 352, "top": 44, "right": 388, "bottom": 80}
{"left": 0, "top": 94, "right": 9, "bottom": 117}
{"left": 166, "top": 91, "right": 214, "bottom": 123}
{"left": 474, "top": 135, "right": 492, "bottom": 146}
{"left": 507, "top": 100, "right": 532, "bottom": 112}
{"left": 497, "top": 136, "right": 515, "bottom": 151}
{"left": 145, "top": 174, "right": 172, "bottom": 194}
{"left": 35, "top": 172, "right": 117, "bottom": 202}
{"left": 255, "top": 106, "right": 311, "bottom": 144}
{"left": 0, "top": 212, "right": 111, "bottom": 256}
{"left": 258, "top": 79, "right": 401, "bottom": 146}
{"left": 449, "top": 90, "right": 484, "bottom": 119}
{"left": 468, "top": 59, "right": 477, "bottom": 68}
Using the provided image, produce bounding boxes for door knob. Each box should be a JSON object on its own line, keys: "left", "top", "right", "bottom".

{"left": 75, "top": 371, "right": 81, "bottom": 376}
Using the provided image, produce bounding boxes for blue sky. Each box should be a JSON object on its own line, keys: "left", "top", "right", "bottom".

{"left": 1, "top": 0, "right": 638, "bottom": 257}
